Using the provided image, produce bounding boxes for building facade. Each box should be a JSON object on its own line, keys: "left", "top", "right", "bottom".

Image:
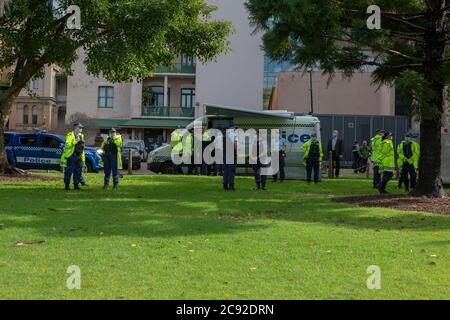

{"left": 269, "top": 71, "right": 396, "bottom": 116}
{"left": 5, "top": 65, "right": 67, "bottom": 133}
{"left": 63, "top": 0, "right": 263, "bottom": 147}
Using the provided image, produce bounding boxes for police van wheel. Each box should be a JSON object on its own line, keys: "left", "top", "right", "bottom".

{"left": 160, "top": 162, "right": 176, "bottom": 175}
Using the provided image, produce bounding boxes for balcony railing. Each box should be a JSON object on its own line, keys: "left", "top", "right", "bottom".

{"left": 142, "top": 106, "right": 195, "bottom": 118}
{"left": 156, "top": 63, "right": 196, "bottom": 74}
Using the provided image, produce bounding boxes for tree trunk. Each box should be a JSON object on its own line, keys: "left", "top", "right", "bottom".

{"left": 0, "top": 102, "right": 16, "bottom": 174}
{"left": 413, "top": 0, "right": 447, "bottom": 198}
{"left": 415, "top": 117, "right": 446, "bottom": 197}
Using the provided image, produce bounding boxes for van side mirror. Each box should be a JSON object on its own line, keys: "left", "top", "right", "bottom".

{"left": 59, "top": 143, "right": 65, "bottom": 149}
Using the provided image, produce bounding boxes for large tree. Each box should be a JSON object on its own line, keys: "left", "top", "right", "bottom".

{"left": 0, "top": 0, "right": 232, "bottom": 173}
{"left": 246, "top": 0, "right": 450, "bottom": 197}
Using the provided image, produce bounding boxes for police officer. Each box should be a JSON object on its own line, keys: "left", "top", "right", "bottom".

{"left": 171, "top": 126, "right": 184, "bottom": 174}
{"left": 378, "top": 132, "right": 395, "bottom": 194}
{"left": 397, "top": 134, "right": 420, "bottom": 192}
{"left": 371, "top": 129, "right": 384, "bottom": 189}
{"left": 303, "top": 133, "right": 323, "bottom": 184}
{"left": 252, "top": 131, "right": 268, "bottom": 190}
{"left": 101, "top": 128, "right": 123, "bottom": 190}
{"left": 61, "top": 123, "right": 85, "bottom": 190}
{"left": 223, "top": 126, "right": 237, "bottom": 191}
{"left": 272, "top": 135, "right": 287, "bottom": 182}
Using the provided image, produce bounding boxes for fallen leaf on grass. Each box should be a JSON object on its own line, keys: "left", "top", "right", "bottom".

{"left": 250, "top": 267, "right": 257, "bottom": 272}
{"left": 306, "top": 241, "right": 315, "bottom": 249}
{"left": 15, "top": 240, "right": 45, "bottom": 247}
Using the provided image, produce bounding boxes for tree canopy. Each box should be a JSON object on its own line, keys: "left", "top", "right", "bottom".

{"left": 0, "top": 0, "right": 232, "bottom": 173}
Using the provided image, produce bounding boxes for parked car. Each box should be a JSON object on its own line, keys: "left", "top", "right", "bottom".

{"left": 4, "top": 130, "right": 103, "bottom": 172}
{"left": 121, "top": 147, "right": 142, "bottom": 170}
{"left": 123, "top": 140, "right": 147, "bottom": 162}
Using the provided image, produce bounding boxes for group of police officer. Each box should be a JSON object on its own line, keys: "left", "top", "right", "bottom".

{"left": 61, "top": 123, "right": 123, "bottom": 191}
{"left": 301, "top": 129, "right": 420, "bottom": 193}
{"left": 62, "top": 122, "right": 419, "bottom": 194}
{"left": 170, "top": 126, "right": 420, "bottom": 194}
{"left": 371, "top": 130, "right": 420, "bottom": 194}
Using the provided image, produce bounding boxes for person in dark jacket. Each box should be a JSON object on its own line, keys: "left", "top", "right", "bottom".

{"left": 327, "top": 130, "right": 344, "bottom": 178}
{"left": 352, "top": 141, "right": 360, "bottom": 174}
{"left": 358, "top": 140, "right": 371, "bottom": 173}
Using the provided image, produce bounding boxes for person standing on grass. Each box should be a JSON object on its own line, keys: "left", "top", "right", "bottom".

{"left": 101, "top": 128, "right": 123, "bottom": 191}
{"left": 397, "top": 134, "right": 420, "bottom": 192}
{"left": 61, "top": 123, "right": 86, "bottom": 191}
{"left": 223, "top": 126, "right": 237, "bottom": 191}
{"left": 252, "top": 131, "right": 268, "bottom": 191}
{"left": 303, "top": 133, "right": 323, "bottom": 184}
{"left": 327, "top": 130, "right": 344, "bottom": 178}
{"left": 352, "top": 141, "right": 361, "bottom": 174}
{"left": 378, "top": 132, "right": 395, "bottom": 194}
{"left": 371, "top": 129, "right": 384, "bottom": 189}
{"left": 272, "top": 135, "right": 287, "bottom": 182}
{"left": 358, "top": 140, "right": 371, "bottom": 173}
{"left": 171, "top": 126, "right": 184, "bottom": 174}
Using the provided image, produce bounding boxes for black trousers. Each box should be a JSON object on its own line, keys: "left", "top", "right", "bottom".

{"left": 380, "top": 171, "right": 394, "bottom": 191}
{"left": 306, "top": 158, "right": 320, "bottom": 183}
{"left": 272, "top": 153, "right": 286, "bottom": 181}
{"left": 253, "top": 164, "right": 267, "bottom": 188}
{"left": 373, "top": 166, "right": 381, "bottom": 188}
{"left": 332, "top": 151, "right": 341, "bottom": 177}
{"left": 352, "top": 154, "right": 360, "bottom": 173}
{"left": 400, "top": 162, "right": 417, "bottom": 191}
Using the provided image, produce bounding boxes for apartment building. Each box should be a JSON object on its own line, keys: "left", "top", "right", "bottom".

{"left": 64, "top": 0, "right": 263, "bottom": 147}
{"left": 4, "top": 0, "right": 263, "bottom": 149}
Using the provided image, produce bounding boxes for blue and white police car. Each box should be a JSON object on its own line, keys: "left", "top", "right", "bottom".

{"left": 4, "top": 130, "right": 103, "bottom": 172}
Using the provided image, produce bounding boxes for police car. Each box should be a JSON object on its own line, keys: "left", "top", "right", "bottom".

{"left": 4, "top": 130, "right": 103, "bottom": 172}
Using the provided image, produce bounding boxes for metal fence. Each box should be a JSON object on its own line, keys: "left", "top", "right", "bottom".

{"left": 313, "top": 114, "right": 411, "bottom": 164}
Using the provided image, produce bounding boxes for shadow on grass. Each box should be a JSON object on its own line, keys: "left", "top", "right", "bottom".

{"left": 1, "top": 175, "right": 449, "bottom": 240}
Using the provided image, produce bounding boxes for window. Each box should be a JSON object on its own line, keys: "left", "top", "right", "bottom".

{"left": 20, "top": 135, "right": 38, "bottom": 146}
{"left": 32, "top": 78, "right": 40, "bottom": 90}
{"left": 181, "top": 55, "right": 195, "bottom": 66}
{"left": 23, "top": 105, "right": 29, "bottom": 125}
{"left": 181, "top": 88, "right": 195, "bottom": 108}
{"left": 148, "top": 86, "right": 170, "bottom": 107}
{"left": 43, "top": 136, "right": 61, "bottom": 148}
{"left": 32, "top": 106, "right": 38, "bottom": 125}
{"left": 98, "top": 86, "right": 114, "bottom": 108}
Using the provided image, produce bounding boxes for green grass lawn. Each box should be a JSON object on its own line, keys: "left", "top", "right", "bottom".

{"left": 0, "top": 173, "right": 449, "bottom": 300}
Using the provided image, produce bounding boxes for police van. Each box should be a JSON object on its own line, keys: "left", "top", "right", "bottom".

{"left": 147, "top": 104, "right": 321, "bottom": 179}
{"left": 4, "top": 130, "right": 103, "bottom": 172}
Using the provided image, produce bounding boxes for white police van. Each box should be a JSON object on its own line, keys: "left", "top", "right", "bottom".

{"left": 147, "top": 104, "right": 321, "bottom": 179}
